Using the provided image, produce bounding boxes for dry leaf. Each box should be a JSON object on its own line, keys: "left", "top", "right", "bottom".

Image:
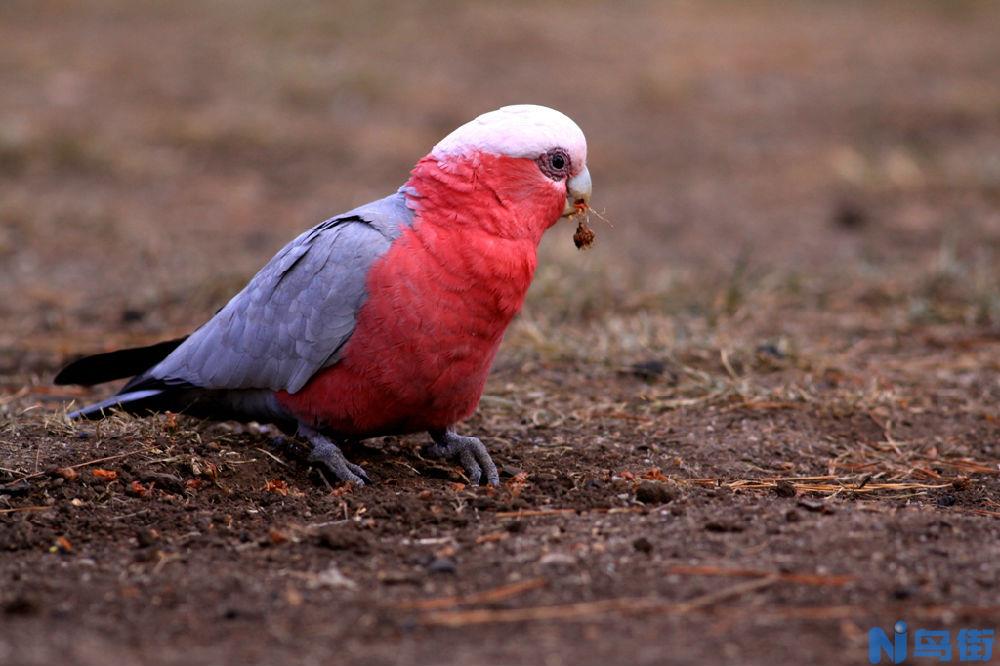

{"left": 263, "top": 479, "right": 289, "bottom": 495}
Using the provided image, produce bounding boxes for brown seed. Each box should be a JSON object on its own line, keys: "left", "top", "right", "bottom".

{"left": 51, "top": 467, "right": 78, "bottom": 481}
{"left": 573, "top": 219, "right": 595, "bottom": 249}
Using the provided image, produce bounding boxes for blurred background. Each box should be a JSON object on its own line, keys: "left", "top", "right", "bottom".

{"left": 2, "top": 3, "right": 1000, "bottom": 665}
{"left": 2, "top": 0, "right": 998, "bottom": 363}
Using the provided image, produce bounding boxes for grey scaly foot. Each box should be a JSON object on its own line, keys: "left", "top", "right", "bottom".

{"left": 427, "top": 428, "right": 500, "bottom": 486}
{"left": 299, "top": 424, "right": 370, "bottom": 486}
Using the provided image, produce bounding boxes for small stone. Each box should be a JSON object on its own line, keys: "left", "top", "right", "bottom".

{"left": 774, "top": 480, "right": 797, "bottom": 498}
{"left": 935, "top": 494, "right": 957, "bottom": 508}
{"left": 501, "top": 465, "right": 524, "bottom": 479}
{"left": 797, "top": 498, "right": 834, "bottom": 514}
{"left": 756, "top": 342, "right": 787, "bottom": 359}
{"left": 139, "top": 471, "right": 186, "bottom": 495}
{"left": 306, "top": 565, "right": 357, "bottom": 590}
{"left": 629, "top": 360, "right": 667, "bottom": 380}
{"left": 635, "top": 481, "right": 675, "bottom": 505}
{"left": 136, "top": 528, "right": 160, "bottom": 548}
{"left": 539, "top": 552, "right": 576, "bottom": 566}
{"left": 632, "top": 537, "right": 653, "bottom": 554}
{"left": 427, "top": 557, "right": 456, "bottom": 575}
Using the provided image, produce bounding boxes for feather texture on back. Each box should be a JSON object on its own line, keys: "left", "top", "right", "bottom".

{"left": 146, "top": 191, "right": 415, "bottom": 393}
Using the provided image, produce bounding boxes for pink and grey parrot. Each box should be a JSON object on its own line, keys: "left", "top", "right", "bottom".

{"left": 55, "top": 105, "right": 592, "bottom": 487}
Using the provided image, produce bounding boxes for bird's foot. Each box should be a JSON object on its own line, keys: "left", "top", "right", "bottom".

{"left": 426, "top": 429, "right": 499, "bottom": 486}
{"left": 299, "top": 425, "right": 370, "bottom": 486}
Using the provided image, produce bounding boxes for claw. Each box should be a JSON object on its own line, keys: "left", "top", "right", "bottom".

{"left": 299, "top": 424, "right": 369, "bottom": 486}
{"left": 427, "top": 429, "right": 500, "bottom": 486}
{"left": 347, "top": 461, "right": 372, "bottom": 485}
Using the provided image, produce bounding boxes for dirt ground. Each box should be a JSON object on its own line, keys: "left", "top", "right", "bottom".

{"left": 2, "top": 2, "right": 1000, "bottom": 664}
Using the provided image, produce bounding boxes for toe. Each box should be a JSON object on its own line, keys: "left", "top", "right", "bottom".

{"left": 338, "top": 467, "right": 367, "bottom": 486}
{"left": 316, "top": 458, "right": 367, "bottom": 486}
{"left": 348, "top": 462, "right": 372, "bottom": 485}
{"left": 478, "top": 453, "right": 499, "bottom": 486}
{"left": 459, "top": 449, "right": 482, "bottom": 485}
{"left": 483, "top": 463, "right": 500, "bottom": 487}
{"left": 468, "top": 439, "right": 499, "bottom": 486}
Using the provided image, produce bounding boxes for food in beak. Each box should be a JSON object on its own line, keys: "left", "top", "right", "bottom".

{"left": 573, "top": 219, "right": 595, "bottom": 249}
{"left": 570, "top": 202, "right": 595, "bottom": 250}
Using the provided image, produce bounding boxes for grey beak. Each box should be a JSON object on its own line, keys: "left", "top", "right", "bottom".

{"left": 562, "top": 166, "right": 592, "bottom": 217}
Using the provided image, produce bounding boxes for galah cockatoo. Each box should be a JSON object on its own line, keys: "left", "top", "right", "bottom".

{"left": 56, "top": 105, "right": 592, "bottom": 487}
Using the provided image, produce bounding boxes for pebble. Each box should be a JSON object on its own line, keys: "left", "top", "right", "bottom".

{"left": 635, "top": 481, "right": 676, "bottom": 505}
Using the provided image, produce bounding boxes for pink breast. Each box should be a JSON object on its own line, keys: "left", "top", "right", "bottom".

{"left": 275, "top": 153, "right": 563, "bottom": 436}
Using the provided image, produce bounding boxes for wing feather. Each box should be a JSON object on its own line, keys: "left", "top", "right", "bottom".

{"left": 147, "top": 191, "right": 413, "bottom": 393}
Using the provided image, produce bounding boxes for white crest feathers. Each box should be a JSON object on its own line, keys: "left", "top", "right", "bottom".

{"left": 431, "top": 105, "right": 587, "bottom": 173}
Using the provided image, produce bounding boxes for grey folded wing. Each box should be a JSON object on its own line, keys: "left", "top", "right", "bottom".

{"left": 145, "top": 191, "right": 414, "bottom": 394}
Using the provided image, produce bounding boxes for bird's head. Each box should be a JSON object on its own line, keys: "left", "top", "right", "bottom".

{"left": 406, "top": 105, "right": 591, "bottom": 242}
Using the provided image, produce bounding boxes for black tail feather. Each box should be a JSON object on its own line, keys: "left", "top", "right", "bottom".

{"left": 54, "top": 337, "right": 187, "bottom": 386}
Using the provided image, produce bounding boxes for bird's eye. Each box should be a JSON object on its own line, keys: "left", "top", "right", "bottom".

{"left": 537, "top": 148, "right": 571, "bottom": 180}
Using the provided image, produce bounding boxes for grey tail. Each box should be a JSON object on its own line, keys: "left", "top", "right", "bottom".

{"left": 67, "top": 389, "right": 168, "bottom": 420}
{"left": 54, "top": 337, "right": 187, "bottom": 386}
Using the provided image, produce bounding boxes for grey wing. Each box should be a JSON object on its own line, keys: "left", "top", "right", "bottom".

{"left": 147, "top": 191, "right": 414, "bottom": 394}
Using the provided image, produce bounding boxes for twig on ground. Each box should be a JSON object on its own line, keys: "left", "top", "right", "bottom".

{"left": 417, "top": 576, "right": 777, "bottom": 626}
{"left": 962, "top": 508, "right": 1000, "bottom": 519}
{"left": 1, "top": 446, "right": 160, "bottom": 488}
{"left": 665, "top": 564, "right": 855, "bottom": 587}
{"left": 397, "top": 578, "right": 547, "bottom": 610}
{"left": 0, "top": 387, "right": 29, "bottom": 406}
{"left": 0, "top": 505, "right": 51, "bottom": 514}
{"left": 675, "top": 575, "right": 779, "bottom": 613}
{"left": 494, "top": 507, "right": 647, "bottom": 519}
{"left": 255, "top": 447, "right": 288, "bottom": 466}
{"left": 674, "top": 475, "right": 952, "bottom": 496}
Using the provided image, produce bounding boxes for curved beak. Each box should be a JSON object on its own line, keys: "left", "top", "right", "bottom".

{"left": 562, "top": 166, "right": 592, "bottom": 217}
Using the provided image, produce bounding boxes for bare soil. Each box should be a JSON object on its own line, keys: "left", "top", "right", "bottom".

{"left": 2, "top": 2, "right": 1000, "bottom": 664}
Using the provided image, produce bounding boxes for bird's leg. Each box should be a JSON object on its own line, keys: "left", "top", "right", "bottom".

{"left": 426, "top": 427, "right": 500, "bottom": 486}
{"left": 298, "top": 424, "right": 370, "bottom": 486}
